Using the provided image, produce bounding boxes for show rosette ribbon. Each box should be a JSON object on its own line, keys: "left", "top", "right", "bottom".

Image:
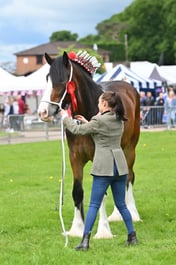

{"left": 66, "top": 81, "right": 78, "bottom": 112}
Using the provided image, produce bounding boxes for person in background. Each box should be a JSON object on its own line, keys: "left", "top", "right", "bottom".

{"left": 139, "top": 91, "right": 147, "bottom": 123}
{"left": 12, "top": 96, "right": 19, "bottom": 130}
{"left": 165, "top": 90, "right": 176, "bottom": 129}
{"left": 155, "top": 92, "right": 165, "bottom": 124}
{"left": 0, "top": 103, "right": 5, "bottom": 128}
{"left": 59, "top": 91, "right": 137, "bottom": 251}
{"left": 17, "top": 94, "right": 26, "bottom": 130}
{"left": 145, "top": 91, "right": 155, "bottom": 126}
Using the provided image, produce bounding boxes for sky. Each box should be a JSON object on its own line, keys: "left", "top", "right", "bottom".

{"left": 0, "top": 0, "right": 133, "bottom": 62}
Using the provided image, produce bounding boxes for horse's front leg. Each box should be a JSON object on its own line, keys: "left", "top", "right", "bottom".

{"left": 66, "top": 134, "right": 95, "bottom": 237}
{"left": 66, "top": 147, "right": 85, "bottom": 237}
{"left": 67, "top": 178, "right": 85, "bottom": 237}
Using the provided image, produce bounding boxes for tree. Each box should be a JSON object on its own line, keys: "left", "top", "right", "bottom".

{"left": 95, "top": 0, "right": 176, "bottom": 64}
{"left": 50, "top": 30, "right": 78, "bottom": 42}
{"left": 49, "top": 0, "right": 176, "bottom": 64}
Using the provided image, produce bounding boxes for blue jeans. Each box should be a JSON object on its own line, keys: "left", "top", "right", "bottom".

{"left": 84, "top": 163, "right": 134, "bottom": 235}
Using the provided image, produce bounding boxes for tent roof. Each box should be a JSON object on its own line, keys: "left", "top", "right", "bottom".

{"left": 149, "top": 66, "right": 166, "bottom": 82}
{"left": 158, "top": 66, "right": 176, "bottom": 85}
{"left": 95, "top": 64, "right": 162, "bottom": 90}
{"left": 0, "top": 64, "right": 49, "bottom": 94}
{"left": 130, "top": 61, "right": 176, "bottom": 84}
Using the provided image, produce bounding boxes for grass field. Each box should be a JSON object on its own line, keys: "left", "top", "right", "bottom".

{"left": 0, "top": 131, "right": 176, "bottom": 265}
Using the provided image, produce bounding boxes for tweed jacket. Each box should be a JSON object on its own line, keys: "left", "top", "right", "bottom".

{"left": 63, "top": 112, "right": 128, "bottom": 176}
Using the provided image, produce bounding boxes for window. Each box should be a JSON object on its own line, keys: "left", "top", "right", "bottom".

{"left": 36, "top": 55, "right": 43, "bottom": 64}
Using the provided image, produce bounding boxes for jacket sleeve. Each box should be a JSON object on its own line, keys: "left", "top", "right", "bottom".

{"left": 63, "top": 116, "right": 99, "bottom": 135}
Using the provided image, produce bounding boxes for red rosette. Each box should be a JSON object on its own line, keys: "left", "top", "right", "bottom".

{"left": 68, "top": 51, "right": 77, "bottom": 60}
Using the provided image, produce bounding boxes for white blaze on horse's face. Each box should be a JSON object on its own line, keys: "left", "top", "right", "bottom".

{"left": 38, "top": 77, "right": 57, "bottom": 121}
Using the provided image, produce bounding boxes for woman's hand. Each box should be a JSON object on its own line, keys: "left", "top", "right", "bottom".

{"left": 74, "top": 115, "right": 88, "bottom": 123}
{"left": 59, "top": 109, "right": 68, "bottom": 120}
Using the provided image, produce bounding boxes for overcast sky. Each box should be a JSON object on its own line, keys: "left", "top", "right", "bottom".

{"left": 0, "top": 0, "right": 133, "bottom": 62}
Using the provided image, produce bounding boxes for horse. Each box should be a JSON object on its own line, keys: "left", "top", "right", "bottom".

{"left": 38, "top": 51, "right": 141, "bottom": 238}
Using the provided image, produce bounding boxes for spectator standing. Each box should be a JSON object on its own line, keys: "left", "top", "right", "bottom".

{"left": 17, "top": 94, "right": 26, "bottom": 130}
{"left": 165, "top": 90, "right": 176, "bottom": 129}
{"left": 155, "top": 92, "right": 165, "bottom": 124}
{"left": 145, "top": 92, "right": 155, "bottom": 126}
{"left": 0, "top": 103, "right": 5, "bottom": 128}
{"left": 139, "top": 91, "right": 147, "bottom": 123}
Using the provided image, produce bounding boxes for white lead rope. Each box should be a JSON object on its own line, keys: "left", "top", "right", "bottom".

{"left": 59, "top": 118, "right": 68, "bottom": 247}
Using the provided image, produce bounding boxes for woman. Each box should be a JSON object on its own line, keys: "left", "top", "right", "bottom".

{"left": 59, "top": 91, "right": 137, "bottom": 250}
{"left": 165, "top": 90, "right": 176, "bottom": 129}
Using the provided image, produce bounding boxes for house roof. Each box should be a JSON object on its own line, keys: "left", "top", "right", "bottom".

{"left": 14, "top": 41, "right": 109, "bottom": 56}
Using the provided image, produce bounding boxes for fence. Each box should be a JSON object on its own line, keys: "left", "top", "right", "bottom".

{"left": 0, "top": 107, "right": 176, "bottom": 144}
{"left": 0, "top": 114, "right": 62, "bottom": 144}
{"left": 140, "top": 106, "right": 176, "bottom": 129}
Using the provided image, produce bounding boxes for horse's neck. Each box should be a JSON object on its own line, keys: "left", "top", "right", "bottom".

{"left": 77, "top": 80, "right": 102, "bottom": 120}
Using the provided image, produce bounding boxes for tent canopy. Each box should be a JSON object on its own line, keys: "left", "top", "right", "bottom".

{"left": 95, "top": 64, "right": 162, "bottom": 91}
{"left": 0, "top": 64, "right": 49, "bottom": 95}
{"left": 130, "top": 61, "right": 176, "bottom": 85}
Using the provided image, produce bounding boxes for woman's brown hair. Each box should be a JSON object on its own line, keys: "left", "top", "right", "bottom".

{"left": 101, "top": 91, "right": 128, "bottom": 121}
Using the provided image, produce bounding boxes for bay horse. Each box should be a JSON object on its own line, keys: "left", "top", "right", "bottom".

{"left": 38, "top": 51, "right": 141, "bottom": 238}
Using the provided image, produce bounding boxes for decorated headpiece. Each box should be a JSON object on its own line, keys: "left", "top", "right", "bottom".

{"left": 68, "top": 50, "right": 101, "bottom": 76}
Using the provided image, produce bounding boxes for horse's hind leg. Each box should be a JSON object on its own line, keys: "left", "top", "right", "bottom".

{"left": 108, "top": 147, "right": 141, "bottom": 222}
{"left": 108, "top": 180, "right": 141, "bottom": 222}
{"left": 94, "top": 195, "right": 113, "bottom": 239}
{"left": 126, "top": 177, "right": 141, "bottom": 221}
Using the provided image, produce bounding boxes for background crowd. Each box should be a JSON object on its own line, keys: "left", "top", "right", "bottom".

{"left": 0, "top": 87, "right": 176, "bottom": 132}
{"left": 0, "top": 94, "right": 30, "bottom": 132}
{"left": 140, "top": 86, "right": 176, "bottom": 129}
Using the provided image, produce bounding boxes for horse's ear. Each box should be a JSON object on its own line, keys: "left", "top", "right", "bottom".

{"left": 63, "top": 51, "right": 70, "bottom": 67}
{"left": 45, "top": 53, "right": 53, "bottom": 65}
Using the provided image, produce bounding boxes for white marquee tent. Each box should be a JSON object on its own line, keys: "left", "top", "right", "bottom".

{"left": 130, "top": 61, "right": 176, "bottom": 85}
{"left": 0, "top": 64, "right": 50, "bottom": 95}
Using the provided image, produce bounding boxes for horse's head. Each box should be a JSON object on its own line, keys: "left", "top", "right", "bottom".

{"left": 38, "top": 51, "right": 74, "bottom": 121}
{"left": 38, "top": 50, "right": 101, "bottom": 122}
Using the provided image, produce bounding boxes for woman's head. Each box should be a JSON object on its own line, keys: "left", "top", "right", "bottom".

{"left": 98, "top": 91, "right": 127, "bottom": 121}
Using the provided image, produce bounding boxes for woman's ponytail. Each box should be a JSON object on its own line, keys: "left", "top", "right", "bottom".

{"left": 101, "top": 91, "right": 128, "bottom": 121}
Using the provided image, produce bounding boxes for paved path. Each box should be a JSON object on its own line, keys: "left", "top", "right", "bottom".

{"left": 0, "top": 130, "right": 62, "bottom": 145}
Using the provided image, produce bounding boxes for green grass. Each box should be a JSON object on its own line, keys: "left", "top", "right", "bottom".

{"left": 0, "top": 131, "right": 176, "bottom": 265}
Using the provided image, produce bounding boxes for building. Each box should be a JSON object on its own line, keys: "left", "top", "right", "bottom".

{"left": 15, "top": 41, "right": 110, "bottom": 76}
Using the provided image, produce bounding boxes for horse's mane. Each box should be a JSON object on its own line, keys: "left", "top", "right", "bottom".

{"left": 49, "top": 56, "right": 67, "bottom": 84}
{"left": 73, "top": 61, "right": 103, "bottom": 119}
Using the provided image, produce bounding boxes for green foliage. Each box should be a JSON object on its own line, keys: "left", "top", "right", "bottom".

{"left": 50, "top": 30, "right": 78, "bottom": 42}
{"left": 79, "top": 0, "right": 176, "bottom": 64}
{"left": 99, "top": 43, "right": 125, "bottom": 62}
{"left": 0, "top": 131, "right": 176, "bottom": 264}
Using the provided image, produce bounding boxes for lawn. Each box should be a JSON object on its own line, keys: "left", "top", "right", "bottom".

{"left": 0, "top": 131, "right": 176, "bottom": 265}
